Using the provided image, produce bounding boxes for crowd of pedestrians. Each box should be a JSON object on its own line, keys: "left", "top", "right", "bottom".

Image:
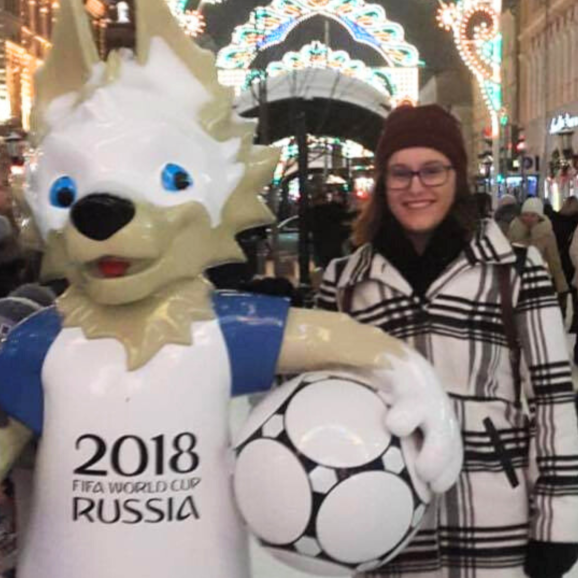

{"left": 489, "top": 193, "right": 578, "bottom": 365}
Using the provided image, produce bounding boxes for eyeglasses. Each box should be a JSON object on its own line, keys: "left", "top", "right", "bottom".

{"left": 386, "top": 163, "right": 454, "bottom": 190}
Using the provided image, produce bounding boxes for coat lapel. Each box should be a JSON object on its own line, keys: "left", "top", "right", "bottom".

{"left": 426, "top": 219, "right": 517, "bottom": 300}
{"left": 336, "top": 219, "right": 517, "bottom": 299}
{"left": 335, "top": 244, "right": 413, "bottom": 295}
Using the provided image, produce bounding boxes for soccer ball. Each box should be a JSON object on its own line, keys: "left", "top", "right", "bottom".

{"left": 233, "top": 372, "right": 432, "bottom": 576}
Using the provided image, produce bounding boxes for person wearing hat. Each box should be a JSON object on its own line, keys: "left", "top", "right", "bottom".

{"left": 508, "top": 197, "right": 568, "bottom": 305}
{"left": 494, "top": 193, "right": 520, "bottom": 236}
{"left": 317, "top": 104, "right": 578, "bottom": 578}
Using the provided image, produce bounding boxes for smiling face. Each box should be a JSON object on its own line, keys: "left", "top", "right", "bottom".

{"left": 520, "top": 212, "right": 540, "bottom": 229}
{"left": 385, "top": 147, "right": 456, "bottom": 248}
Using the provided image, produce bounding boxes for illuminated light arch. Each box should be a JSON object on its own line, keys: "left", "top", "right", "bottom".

{"left": 438, "top": 0, "right": 503, "bottom": 136}
{"left": 217, "top": 0, "right": 419, "bottom": 102}
{"left": 245, "top": 41, "right": 395, "bottom": 96}
{"left": 217, "top": 0, "right": 419, "bottom": 68}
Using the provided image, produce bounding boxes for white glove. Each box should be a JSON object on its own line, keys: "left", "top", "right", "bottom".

{"left": 367, "top": 346, "right": 463, "bottom": 494}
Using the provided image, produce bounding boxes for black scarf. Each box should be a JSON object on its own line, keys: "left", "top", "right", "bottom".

{"left": 373, "top": 212, "right": 469, "bottom": 297}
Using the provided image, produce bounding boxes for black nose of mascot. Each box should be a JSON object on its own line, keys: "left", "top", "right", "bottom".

{"left": 71, "top": 194, "right": 136, "bottom": 241}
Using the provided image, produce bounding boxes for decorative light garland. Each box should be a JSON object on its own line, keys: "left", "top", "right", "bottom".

{"left": 437, "top": 0, "right": 503, "bottom": 136}
{"left": 217, "top": 0, "right": 419, "bottom": 102}
{"left": 218, "top": 0, "right": 419, "bottom": 68}
{"left": 247, "top": 40, "right": 395, "bottom": 96}
{"left": 166, "top": 0, "right": 206, "bottom": 37}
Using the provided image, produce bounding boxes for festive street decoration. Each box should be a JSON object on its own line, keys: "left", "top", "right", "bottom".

{"left": 437, "top": 0, "right": 502, "bottom": 136}
{"left": 272, "top": 135, "right": 372, "bottom": 185}
{"left": 167, "top": 0, "right": 206, "bottom": 36}
{"left": 217, "top": 0, "right": 419, "bottom": 102}
{"left": 246, "top": 41, "right": 395, "bottom": 96}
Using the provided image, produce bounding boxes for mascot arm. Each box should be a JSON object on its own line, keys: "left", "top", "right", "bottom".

{"left": 0, "top": 417, "right": 33, "bottom": 480}
{"left": 0, "top": 308, "right": 56, "bottom": 481}
{"left": 276, "top": 308, "right": 463, "bottom": 493}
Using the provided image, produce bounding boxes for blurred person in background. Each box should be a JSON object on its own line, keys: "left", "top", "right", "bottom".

{"left": 472, "top": 191, "right": 493, "bottom": 220}
{"left": 0, "top": 215, "right": 25, "bottom": 298}
{"left": 308, "top": 188, "right": 350, "bottom": 269}
{"left": 494, "top": 193, "right": 520, "bottom": 236}
{"left": 508, "top": 197, "right": 568, "bottom": 310}
{"left": 553, "top": 197, "right": 578, "bottom": 331}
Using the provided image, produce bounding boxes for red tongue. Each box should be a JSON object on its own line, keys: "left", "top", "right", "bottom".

{"left": 98, "top": 259, "right": 130, "bottom": 278}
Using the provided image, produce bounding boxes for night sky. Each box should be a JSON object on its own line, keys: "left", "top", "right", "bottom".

{"left": 199, "top": 0, "right": 463, "bottom": 83}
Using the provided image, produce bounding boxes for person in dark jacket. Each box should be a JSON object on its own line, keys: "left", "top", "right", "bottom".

{"left": 0, "top": 215, "right": 25, "bottom": 298}
{"left": 494, "top": 193, "right": 520, "bottom": 235}
{"left": 308, "top": 191, "right": 350, "bottom": 269}
{"left": 472, "top": 191, "right": 492, "bottom": 219}
{"left": 552, "top": 196, "right": 578, "bottom": 330}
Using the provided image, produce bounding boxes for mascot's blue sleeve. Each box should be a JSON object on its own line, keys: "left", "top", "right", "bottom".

{"left": 213, "top": 292, "right": 291, "bottom": 397}
{"left": 0, "top": 307, "right": 61, "bottom": 435}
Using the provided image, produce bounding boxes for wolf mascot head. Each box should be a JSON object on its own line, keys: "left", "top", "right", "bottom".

{"left": 19, "top": 0, "right": 279, "bottom": 368}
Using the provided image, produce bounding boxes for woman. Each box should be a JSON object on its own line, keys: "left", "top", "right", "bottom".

{"left": 508, "top": 197, "right": 568, "bottom": 305}
{"left": 317, "top": 104, "right": 578, "bottom": 578}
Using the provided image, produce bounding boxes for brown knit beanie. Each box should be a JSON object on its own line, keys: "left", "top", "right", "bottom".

{"left": 376, "top": 104, "right": 468, "bottom": 183}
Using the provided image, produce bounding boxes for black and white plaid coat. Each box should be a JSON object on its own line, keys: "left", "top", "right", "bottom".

{"left": 317, "top": 220, "right": 578, "bottom": 578}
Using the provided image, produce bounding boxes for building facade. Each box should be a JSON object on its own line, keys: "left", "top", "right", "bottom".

{"left": 498, "top": 1, "right": 543, "bottom": 198}
{"left": 2, "top": 0, "right": 134, "bottom": 130}
{"left": 518, "top": 0, "right": 578, "bottom": 203}
{"left": 5, "top": 0, "right": 57, "bottom": 129}
{"left": 0, "top": 0, "right": 21, "bottom": 124}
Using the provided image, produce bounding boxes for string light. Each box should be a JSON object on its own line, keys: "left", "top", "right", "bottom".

{"left": 217, "top": 0, "right": 419, "bottom": 102}
{"left": 437, "top": 0, "right": 503, "bottom": 136}
{"left": 255, "top": 40, "right": 395, "bottom": 97}
{"left": 167, "top": 1, "right": 206, "bottom": 37}
{"left": 218, "top": 0, "right": 419, "bottom": 67}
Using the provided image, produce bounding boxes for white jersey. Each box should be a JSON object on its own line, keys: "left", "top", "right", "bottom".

{"left": 19, "top": 319, "right": 250, "bottom": 578}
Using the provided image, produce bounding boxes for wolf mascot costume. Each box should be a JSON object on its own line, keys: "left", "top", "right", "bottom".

{"left": 0, "top": 1, "right": 462, "bottom": 577}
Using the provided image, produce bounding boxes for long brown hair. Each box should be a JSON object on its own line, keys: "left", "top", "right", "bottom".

{"left": 352, "top": 169, "right": 478, "bottom": 247}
